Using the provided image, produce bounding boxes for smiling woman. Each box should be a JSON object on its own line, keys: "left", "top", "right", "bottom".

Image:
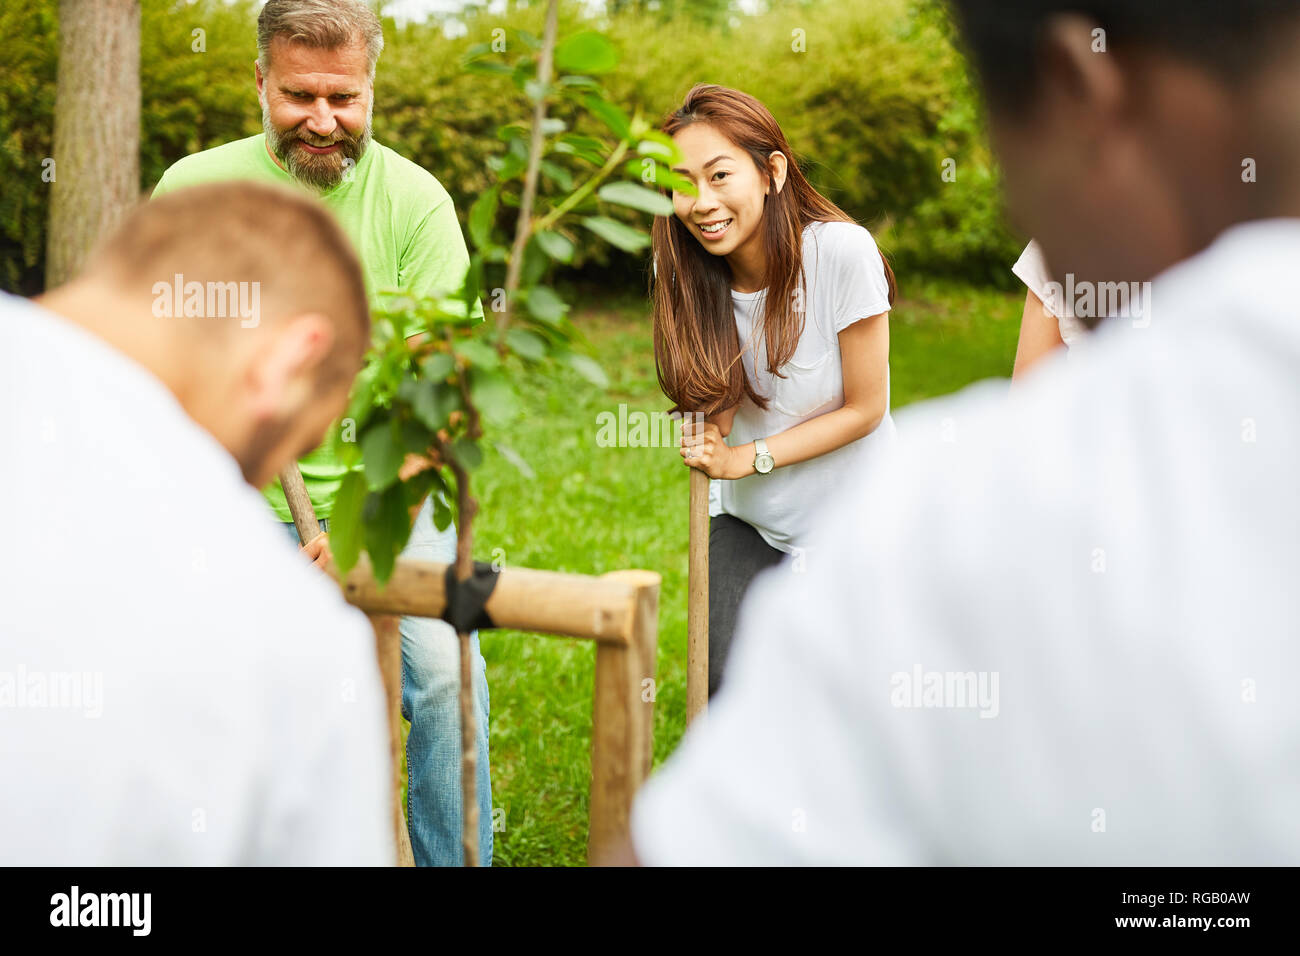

{"left": 650, "top": 84, "right": 898, "bottom": 695}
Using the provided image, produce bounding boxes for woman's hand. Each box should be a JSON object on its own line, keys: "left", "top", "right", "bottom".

{"left": 681, "top": 419, "right": 742, "bottom": 479}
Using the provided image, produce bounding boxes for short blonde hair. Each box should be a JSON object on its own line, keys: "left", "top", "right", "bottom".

{"left": 86, "top": 181, "right": 370, "bottom": 386}
{"left": 257, "top": 0, "right": 385, "bottom": 82}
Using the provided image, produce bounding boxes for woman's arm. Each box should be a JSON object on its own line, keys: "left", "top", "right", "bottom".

{"left": 1011, "top": 289, "right": 1065, "bottom": 381}
{"left": 681, "top": 312, "right": 889, "bottom": 479}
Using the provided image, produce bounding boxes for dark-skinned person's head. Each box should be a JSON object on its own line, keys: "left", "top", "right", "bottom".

{"left": 37, "top": 181, "right": 370, "bottom": 490}
{"left": 946, "top": 0, "right": 1300, "bottom": 325}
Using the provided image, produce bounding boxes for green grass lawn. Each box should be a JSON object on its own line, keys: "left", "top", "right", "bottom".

{"left": 409, "top": 278, "right": 1024, "bottom": 866}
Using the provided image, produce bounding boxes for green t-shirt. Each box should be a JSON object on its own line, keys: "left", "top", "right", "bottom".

{"left": 152, "top": 133, "right": 479, "bottom": 520}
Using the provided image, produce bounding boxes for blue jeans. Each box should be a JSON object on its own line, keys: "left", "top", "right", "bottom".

{"left": 283, "top": 496, "right": 493, "bottom": 866}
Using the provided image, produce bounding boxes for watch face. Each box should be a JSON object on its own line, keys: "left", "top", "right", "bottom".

{"left": 755, "top": 453, "right": 775, "bottom": 474}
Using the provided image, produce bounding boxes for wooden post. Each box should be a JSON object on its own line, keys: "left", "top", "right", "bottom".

{"left": 687, "top": 468, "right": 709, "bottom": 723}
{"left": 587, "top": 570, "right": 660, "bottom": 864}
{"left": 370, "top": 614, "right": 416, "bottom": 867}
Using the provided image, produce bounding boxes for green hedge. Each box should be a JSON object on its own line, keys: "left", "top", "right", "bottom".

{"left": 2, "top": 0, "right": 1023, "bottom": 295}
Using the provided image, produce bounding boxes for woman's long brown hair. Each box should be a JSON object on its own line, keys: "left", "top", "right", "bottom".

{"left": 652, "top": 84, "right": 896, "bottom": 415}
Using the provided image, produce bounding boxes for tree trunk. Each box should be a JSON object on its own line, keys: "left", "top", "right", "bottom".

{"left": 46, "top": 0, "right": 140, "bottom": 289}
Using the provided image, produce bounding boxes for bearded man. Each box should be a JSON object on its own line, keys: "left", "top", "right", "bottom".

{"left": 151, "top": 0, "right": 491, "bottom": 867}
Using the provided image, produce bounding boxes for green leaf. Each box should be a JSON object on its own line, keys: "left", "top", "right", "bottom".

{"left": 636, "top": 139, "right": 675, "bottom": 161}
{"left": 526, "top": 285, "right": 568, "bottom": 324}
{"left": 496, "top": 151, "right": 526, "bottom": 181}
{"left": 521, "top": 236, "right": 549, "bottom": 287}
{"left": 584, "top": 95, "right": 632, "bottom": 140}
{"left": 534, "top": 229, "right": 575, "bottom": 263}
{"left": 557, "top": 75, "right": 602, "bottom": 90}
{"left": 453, "top": 337, "right": 501, "bottom": 370}
{"left": 565, "top": 351, "right": 609, "bottom": 388}
{"left": 462, "top": 254, "right": 483, "bottom": 313}
{"left": 343, "top": 360, "right": 379, "bottom": 432}
{"left": 421, "top": 351, "right": 455, "bottom": 381}
{"left": 400, "top": 379, "right": 460, "bottom": 433}
{"left": 432, "top": 494, "right": 454, "bottom": 532}
{"left": 451, "top": 438, "right": 484, "bottom": 471}
{"left": 363, "top": 484, "right": 412, "bottom": 584}
{"left": 505, "top": 327, "right": 548, "bottom": 361}
{"left": 597, "top": 181, "right": 673, "bottom": 216}
{"left": 464, "top": 60, "right": 513, "bottom": 76}
{"left": 540, "top": 159, "right": 573, "bottom": 192}
{"left": 329, "top": 470, "right": 368, "bottom": 575}
{"left": 469, "top": 368, "right": 519, "bottom": 424}
{"left": 403, "top": 467, "right": 446, "bottom": 511}
{"left": 556, "top": 133, "right": 606, "bottom": 164}
{"left": 468, "top": 185, "right": 499, "bottom": 250}
{"left": 400, "top": 416, "right": 432, "bottom": 453}
{"left": 540, "top": 117, "right": 567, "bottom": 135}
{"left": 582, "top": 215, "right": 651, "bottom": 252}
{"left": 360, "top": 419, "right": 404, "bottom": 491}
{"left": 555, "top": 31, "right": 619, "bottom": 74}
{"left": 623, "top": 158, "right": 695, "bottom": 195}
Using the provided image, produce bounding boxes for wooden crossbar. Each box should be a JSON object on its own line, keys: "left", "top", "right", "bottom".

{"left": 334, "top": 558, "right": 660, "bottom": 865}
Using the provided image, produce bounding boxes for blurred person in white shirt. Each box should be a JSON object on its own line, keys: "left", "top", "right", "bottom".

{"left": 0, "top": 182, "right": 393, "bottom": 864}
{"left": 627, "top": 0, "right": 1300, "bottom": 865}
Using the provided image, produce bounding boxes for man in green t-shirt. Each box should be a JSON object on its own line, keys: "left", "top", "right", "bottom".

{"left": 152, "top": 0, "right": 490, "bottom": 867}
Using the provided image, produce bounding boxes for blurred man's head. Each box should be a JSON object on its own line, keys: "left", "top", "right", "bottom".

{"left": 38, "top": 182, "right": 370, "bottom": 489}
{"left": 255, "top": 0, "right": 383, "bottom": 191}
{"left": 947, "top": 0, "right": 1300, "bottom": 319}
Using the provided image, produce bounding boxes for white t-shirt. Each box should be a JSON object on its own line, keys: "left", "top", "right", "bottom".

{"left": 713, "top": 220, "right": 895, "bottom": 553}
{"left": 0, "top": 294, "right": 394, "bottom": 865}
{"left": 1013, "top": 239, "right": 1089, "bottom": 348}
{"left": 633, "top": 218, "right": 1300, "bottom": 865}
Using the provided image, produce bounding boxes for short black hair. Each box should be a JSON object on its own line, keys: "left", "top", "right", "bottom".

{"left": 945, "top": 0, "right": 1300, "bottom": 111}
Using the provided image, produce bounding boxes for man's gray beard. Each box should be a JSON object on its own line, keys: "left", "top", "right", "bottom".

{"left": 262, "top": 98, "right": 372, "bottom": 192}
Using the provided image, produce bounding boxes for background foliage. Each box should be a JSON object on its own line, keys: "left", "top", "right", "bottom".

{"left": 2, "top": 0, "right": 1023, "bottom": 296}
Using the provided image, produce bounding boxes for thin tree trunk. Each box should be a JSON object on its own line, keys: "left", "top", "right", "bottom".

{"left": 46, "top": 0, "right": 140, "bottom": 289}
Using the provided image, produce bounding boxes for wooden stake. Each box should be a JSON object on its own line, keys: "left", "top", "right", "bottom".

{"left": 457, "top": 629, "right": 479, "bottom": 867}
{"left": 588, "top": 570, "right": 660, "bottom": 863}
{"left": 687, "top": 467, "right": 709, "bottom": 724}
{"left": 369, "top": 613, "right": 416, "bottom": 867}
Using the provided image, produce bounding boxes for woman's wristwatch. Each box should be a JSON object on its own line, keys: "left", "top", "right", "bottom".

{"left": 753, "top": 437, "right": 775, "bottom": 474}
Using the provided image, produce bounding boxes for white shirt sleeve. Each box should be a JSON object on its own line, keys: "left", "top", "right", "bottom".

{"left": 1012, "top": 240, "right": 1058, "bottom": 314}
{"left": 828, "top": 223, "right": 892, "bottom": 334}
{"left": 1013, "top": 240, "right": 1091, "bottom": 346}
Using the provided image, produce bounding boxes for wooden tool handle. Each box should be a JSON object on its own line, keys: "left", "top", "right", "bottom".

{"left": 687, "top": 466, "right": 709, "bottom": 723}
{"left": 279, "top": 464, "right": 321, "bottom": 544}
